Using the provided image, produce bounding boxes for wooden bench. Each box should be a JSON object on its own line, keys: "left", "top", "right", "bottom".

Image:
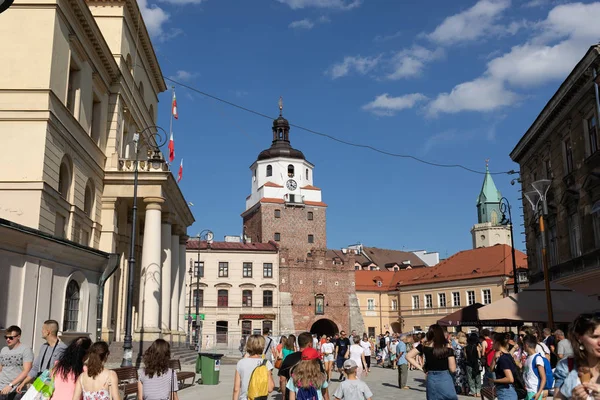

{"left": 169, "top": 359, "right": 196, "bottom": 387}
{"left": 112, "top": 366, "right": 139, "bottom": 398}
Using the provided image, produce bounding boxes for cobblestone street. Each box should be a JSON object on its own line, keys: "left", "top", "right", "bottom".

{"left": 176, "top": 364, "right": 473, "bottom": 400}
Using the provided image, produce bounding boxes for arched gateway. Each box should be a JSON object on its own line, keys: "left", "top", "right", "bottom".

{"left": 310, "top": 318, "right": 339, "bottom": 337}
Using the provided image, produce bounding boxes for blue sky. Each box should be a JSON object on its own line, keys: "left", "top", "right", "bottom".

{"left": 144, "top": 0, "right": 600, "bottom": 257}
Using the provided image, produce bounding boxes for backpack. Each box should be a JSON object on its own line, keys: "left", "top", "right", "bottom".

{"left": 247, "top": 360, "right": 270, "bottom": 400}
{"left": 296, "top": 384, "right": 319, "bottom": 400}
{"left": 379, "top": 337, "right": 386, "bottom": 350}
{"left": 505, "top": 353, "right": 527, "bottom": 400}
{"left": 532, "top": 354, "right": 554, "bottom": 390}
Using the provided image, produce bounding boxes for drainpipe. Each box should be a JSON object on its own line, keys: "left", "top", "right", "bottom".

{"left": 96, "top": 254, "right": 121, "bottom": 342}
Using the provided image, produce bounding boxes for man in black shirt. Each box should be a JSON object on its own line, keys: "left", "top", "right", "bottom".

{"left": 335, "top": 330, "right": 351, "bottom": 381}
{"left": 278, "top": 332, "right": 324, "bottom": 400}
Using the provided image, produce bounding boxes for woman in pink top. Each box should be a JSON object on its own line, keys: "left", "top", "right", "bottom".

{"left": 51, "top": 337, "right": 92, "bottom": 400}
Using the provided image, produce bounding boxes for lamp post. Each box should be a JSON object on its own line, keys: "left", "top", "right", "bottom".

{"left": 524, "top": 179, "right": 554, "bottom": 329}
{"left": 499, "top": 197, "right": 519, "bottom": 294}
{"left": 194, "top": 230, "right": 213, "bottom": 349}
{"left": 186, "top": 265, "right": 193, "bottom": 348}
{"left": 0, "top": 0, "right": 14, "bottom": 14}
{"left": 121, "top": 126, "right": 168, "bottom": 367}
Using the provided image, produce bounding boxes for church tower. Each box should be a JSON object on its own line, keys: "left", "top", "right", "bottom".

{"left": 471, "top": 162, "right": 512, "bottom": 248}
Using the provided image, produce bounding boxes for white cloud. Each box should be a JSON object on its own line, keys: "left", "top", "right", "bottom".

{"left": 362, "top": 93, "right": 428, "bottom": 116}
{"left": 289, "top": 19, "right": 315, "bottom": 29}
{"left": 387, "top": 46, "right": 444, "bottom": 80}
{"left": 138, "top": 0, "right": 170, "bottom": 38}
{"left": 326, "top": 55, "right": 381, "bottom": 79}
{"left": 168, "top": 70, "right": 198, "bottom": 82}
{"left": 276, "top": 0, "right": 360, "bottom": 10}
{"left": 428, "top": 78, "right": 520, "bottom": 115}
{"left": 427, "top": 0, "right": 511, "bottom": 45}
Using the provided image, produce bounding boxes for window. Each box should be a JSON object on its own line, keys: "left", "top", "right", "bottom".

{"left": 217, "top": 290, "right": 228, "bottom": 307}
{"left": 241, "top": 321, "right": 252, "bottom": 337}
{"left": 452, "top": 292, "right": 460, "bottom": 307}
{"left": 568, "top": 212, "right": 582, "bottom": 257}
{"left": 84, "top": 182, "right": 94, "bottom": 218}
{"left": 425, "top": 294, "right": 432, "bottom": 308}
{"left": 308, "top": 234, "right": 314, "bottom": 244}
{"left": 274, "top": 233, "right": 281, "bottom": 242}
{"left": 243, "top": 262, "right": 253, "bottom": 278}
{"left": 368, "top": 327, "right": 375, "bottom": 338}
{"left": 193, "top": 289, "right": 203, "bottom": 308}
{"left": 412, "top": 295, "right": 420, "bottom": 309}
{"left": 90, "top": 93, "right": 102, "bottom": 144}
{"left": 63, "top": 280, "right": 80, "bottom": 331}
{"left": 263, "top": 290, "right": 273, "bottom": 307}
{"left": 66, "top": 59, "right": 81, "bottom": 116}
{"left": 482, "top": 289, "right": 492, "bottom": 305}
{"left": 242, "top": 290, "right": 252, "bottom": 307}
{"left": 315, "top": 294, "right": 324, "bottom": 315}
{"left": 589, "top": 116, "right": 599, "bottom": 155}
{"left": 58, "top": 162, "right": 70, "bottom": 199}
{"left": 307, "top": 212, "right": 313, "bottom": 221}
{"left": 218, "top": 262, "right": 229, "bottom": 278}
{"left": 194, "top": 261, "right": 204, "bottom": 277}
{"left": 253, "top": 169, "right": 256, "bottom": 182}
{"left": 438, "top": 293, "right": 447, "bottom": 308}
{"left": 391, "top": 299, "right": 398, "bottom": 311}
{"left": 274, "top": 209, "right": 281, "bottom": 218}
{"left": 355, "top": 265, "right": 360, "bottom": 271}
{"left": 369, "top": 266, "right": 377, "bottom": 271}
{"left": 467, "top": 291, "right": 476, "bottom": 305}
{"left": 266, "top": 165, "right": 272, "bottom": 177}
{"left": 517, "top": 271, "right": 528, "bottom": 283}
{"left": 305, "top": 169, "right": 309, "bottom": 180}
{"left": 564, "top": 138, "right": 574, "bottom": 174}
{"left": 262, "top": 320, "right": 273, "bottom": 334}
{"left": 216, "top": 321, "right": 228, "bottom": 343}
{"left": 263, "top": 263, "right": 273, "bottom": 278}
{"left": 367, "top": 299, "right": 375, "bottom": 311}
{"left": 288, "top": 164, "right": 294, "bottom": 177}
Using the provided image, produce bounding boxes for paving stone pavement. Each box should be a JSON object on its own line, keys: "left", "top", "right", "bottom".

{"left": 176, "top": 364, "right": 474, "bottom": 400}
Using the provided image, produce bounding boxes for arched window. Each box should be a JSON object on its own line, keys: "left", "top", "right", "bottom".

{"left": 84, "top": 181, "right": 94, "bottom": 218}
{"left": 491, "top": 210, "right": 498, "bottom": 225}
{"left": 287, "top": 164, "right": 294, "bottom": 178}
{"left": 63, "top": 280, "right": 80, "bottom": 331}
{"left": 242, "top": 290, "right": 252, "bottom": 307}
{"left": 58, "top": 160, "right": 71, "bottom": 199}
{"left": 266, "top": 165, "right": 272, "bottom": 177}
{"left": 217, "top": 289, "right": 228, "bottom": 308}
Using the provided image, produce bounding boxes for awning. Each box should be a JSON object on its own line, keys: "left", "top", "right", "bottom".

{"left": 437, "top": 303, "right": 519, "bottom": 327}
{"left": 239, "top": 314, "right": 276, "bottom": 320}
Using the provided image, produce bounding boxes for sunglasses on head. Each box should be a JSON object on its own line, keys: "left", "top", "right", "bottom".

{"left": 4, "top": 335, "right": 17, "bottom": 340}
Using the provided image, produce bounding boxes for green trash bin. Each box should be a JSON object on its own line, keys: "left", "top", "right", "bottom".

{"left": 197, "top": 353, "right": 224, "bottom": 385}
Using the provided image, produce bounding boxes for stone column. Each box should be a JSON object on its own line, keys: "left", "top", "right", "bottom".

{"left": 160, "top": 221, "right": 172, "bottom": 337}
{"left": 170, "top": 234, "right": 180, "bottom": 336}
{"left": 99, "top": 197, "right": 118, "bottom": 340}
{"left": 178, "top": 236, "right": 188, "bottom": 340}
{"left": 139, "top": 197, "right": 164, "bottom": 339}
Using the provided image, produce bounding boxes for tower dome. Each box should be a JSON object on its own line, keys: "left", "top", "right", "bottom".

{"left": 257, "top": 98, "right": 305, "bottom": 161}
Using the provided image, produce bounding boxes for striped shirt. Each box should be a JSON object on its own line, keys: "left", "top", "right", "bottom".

{"left": 138, "top": 368, "right": 178, "bottom": 400}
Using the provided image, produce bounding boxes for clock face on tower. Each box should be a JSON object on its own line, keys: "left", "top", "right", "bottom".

{"left": 286, "top": 179, "right": 297, "bottom": 191}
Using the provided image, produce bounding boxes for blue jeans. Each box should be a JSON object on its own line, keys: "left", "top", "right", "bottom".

{"left": 496, "top": 384, "right": 517, "bottom": 400}
{"left": 426, "top": 370, "right": 458, "bottom": 400}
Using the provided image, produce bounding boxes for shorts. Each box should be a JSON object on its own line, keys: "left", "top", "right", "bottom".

{"left": 323, "top": 354, "right": 334, "bottom": 362}
{"left": 336, "top": 356, "right": 345, "bottom": 369}
{"left": 526, "top": 392, "right": 543, "bottom": 400}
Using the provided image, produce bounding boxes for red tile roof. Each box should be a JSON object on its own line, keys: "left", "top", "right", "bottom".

{"left": 186, "top": 240, "right": 279, "bottom": 252}
{"left": 355, "top": 269, "right": 425, "bottom": 291}
{"left": 301, "top": 185, "right": 321, "bottom": 190}
{"left": 261, "top": 181, "right": 283, "bottom": 188}
{"left": 260, "top": 197, "right": 285, "bottom": 204}
{"left": 304, "top": 200, "right": 327, "bottom": 207}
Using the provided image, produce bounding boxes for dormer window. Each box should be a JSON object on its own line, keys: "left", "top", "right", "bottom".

{"left": 266, "top": 165, "right": 272, "bottom": 177}
{"left": 288, "top": 164, "right": 294, "bottom": 177}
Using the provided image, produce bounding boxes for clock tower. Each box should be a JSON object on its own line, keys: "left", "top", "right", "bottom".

{"left": 241, "top": 100, "right": 359, "bottom": 337}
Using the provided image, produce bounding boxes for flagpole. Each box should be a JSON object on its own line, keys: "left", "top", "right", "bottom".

{"left": 169, "top": 86, "right": 174, "bottom": 166}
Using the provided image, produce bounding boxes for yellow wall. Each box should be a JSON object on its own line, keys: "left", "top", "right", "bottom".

{"left": 356, "top": 290, "right": 401, "bottom": 335}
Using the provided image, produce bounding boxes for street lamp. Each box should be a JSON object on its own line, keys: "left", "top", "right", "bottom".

{"left": 121, "top": 125, "right": 168, "bottom": 367}
{"left": 499, "top": 197, "right": 519, "bottom": 294}
{"left": 186, "top": 265, "right": 193, "bottom": 348}
{"left": 194, "top": 229, "right": 214, "bottom": 349}
{"left": 0, "top": 0, "right": 14, "bottom": 14}
{"left": 524, "top": 179, "right": 555, "bottom": 329}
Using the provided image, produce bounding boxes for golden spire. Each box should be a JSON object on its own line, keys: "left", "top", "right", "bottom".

{"left": 278, "top": 96, "right": 283, "bottom": 116}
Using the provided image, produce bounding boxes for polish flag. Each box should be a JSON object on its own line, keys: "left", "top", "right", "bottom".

{"left": 168, "top": 133, "right": 175, "bottom": 163}
{"left": 177, "top": 159, "right": 183, "bottom": 182}
{"left": 172, "top": 91, "right": 178, "bottom": 119}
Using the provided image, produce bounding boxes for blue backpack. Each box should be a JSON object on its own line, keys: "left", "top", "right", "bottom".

{"left": 296, "top": 384, "right": 319, "bottom": 400}
{"left": 533, "top": 354, "right": 554, "bottom": 390}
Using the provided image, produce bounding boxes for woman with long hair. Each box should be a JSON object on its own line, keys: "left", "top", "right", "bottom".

{"left": 454, "top": 331, "right": 468, "bottom": 395}
{"left": 321, "top": 337, "right": 335, "bottom": 382}
{"left": 406, "top": 324, "right": 457, "bottom": 400}
{"left": 465, "top": 332, "right": 483, "bottom": 397}
{"left": 51, "top": 337, "right": 92, "bottom": 400}
{"left": 232, "top": 335, "right": 275, "bottom": 400}
{"left": 555, "top": 313, "right": 600, "bottom": 399}
{"left": 72, "top": 342, "right": 119, "bottom": 400}
{"left": 481, "top": 332, "right": 519, "bottom": 400}
{"left": 287, "top": 348, "right": 329, "bottom": 400}
{"left": 359, "top": 333, "right": 372, "bottom": 373}
{"left": 276, "top": 336, "right": 286, "bottom": 361}
{"left": 137, "top": 339, "right": 179, "bottom": 400}
{"left": 282, "top": 335, "right": 296, "bottom": 361}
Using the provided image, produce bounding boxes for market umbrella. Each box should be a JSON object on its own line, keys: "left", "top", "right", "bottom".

{"left": 437, "top": 303, "right": 519, "bottom": 327}
{"left": 478, "top": 281, "right": 600, "bottom": 323}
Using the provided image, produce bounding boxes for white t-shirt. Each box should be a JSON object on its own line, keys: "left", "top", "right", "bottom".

{"left": 349, "top": 344, "right": 364, "bottom": 366}
{"left": 263, "top": 337, "right": 274, "bottom": 362}
{"left": 359, "top": 340, "right": 371, "bottom": 356}
{"left": 321, "top": 342, "right": 335, "bottom": 355}
{"left": 536, "top": 342, "right": 550, "bottom": 357}
{"left": 236, "top": 357, "right": 274, "bottom": 400}
{"left": 524, "top": 353, "right": 545, "bottom": 392}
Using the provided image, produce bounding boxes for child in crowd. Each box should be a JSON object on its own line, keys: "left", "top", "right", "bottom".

{"left": 523, "top": 334, "right": 547, "bottom": 400}
{"left": 333, "top": 360, "right": 373, "bottom": 400}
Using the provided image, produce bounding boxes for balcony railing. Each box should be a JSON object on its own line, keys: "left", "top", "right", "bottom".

{"left": 529, "top": 247, "right": 600, "bottom": 284}
{"left": 118, "top": 158, "right": 170, "bottom": 172}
